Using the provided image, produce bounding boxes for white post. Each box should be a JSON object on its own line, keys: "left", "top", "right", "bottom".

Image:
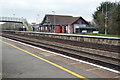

{"left": 105, "top": 1, "right": 108, "bottom": 35}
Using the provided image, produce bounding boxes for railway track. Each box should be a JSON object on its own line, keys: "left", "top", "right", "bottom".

{"left": 2, "top": 32, "right": 120, "bottom": 71}
{"left": 17, "top": 32, "right": 120, "bottom": 53}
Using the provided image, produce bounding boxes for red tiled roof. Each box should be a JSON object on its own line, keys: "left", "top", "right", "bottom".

{"left": 41, "top": 14, "right": 88, "bottom": 25}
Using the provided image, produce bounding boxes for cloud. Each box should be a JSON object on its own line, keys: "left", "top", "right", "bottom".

{"left": 0, "top": 0, "right": 119, "bottom": 23}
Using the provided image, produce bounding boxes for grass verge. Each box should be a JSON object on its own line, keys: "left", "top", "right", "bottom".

{"left": 77, "top": 33, "right": 120, "bottom": 37}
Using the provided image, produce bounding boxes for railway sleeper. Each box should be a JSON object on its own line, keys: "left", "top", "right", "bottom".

{"left": 2, "top": 34, "right": 120, "bottom": 71}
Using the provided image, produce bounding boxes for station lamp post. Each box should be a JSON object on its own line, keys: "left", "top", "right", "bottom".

{"left": 52, "top": 11, "right": 55, "bottom": 32}
{"left": 36, "top": 14, "right": 40, "bottom": 24}
{"left": 13, "top": 14, "right": 15, "bottom": 30}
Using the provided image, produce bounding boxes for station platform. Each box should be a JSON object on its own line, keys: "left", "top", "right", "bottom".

{"left": 0, "top": 37, "right": 119, "bottom": 80}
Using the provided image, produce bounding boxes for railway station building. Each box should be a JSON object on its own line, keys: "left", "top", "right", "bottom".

{"left": 40, "top": 14, "right": 96, "bottom": 33}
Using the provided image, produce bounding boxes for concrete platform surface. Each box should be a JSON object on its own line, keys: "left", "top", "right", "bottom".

{"left": 1, "top": 37, "right": 119, "bottom": 80}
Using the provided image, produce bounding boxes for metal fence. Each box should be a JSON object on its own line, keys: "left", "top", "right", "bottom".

{"left": 0, "top": 17, "right": 26, "bottom": 23}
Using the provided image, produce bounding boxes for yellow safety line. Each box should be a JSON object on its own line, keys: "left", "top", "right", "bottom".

{"left": 0, "top": 40, "right": 90, "bottom": 80}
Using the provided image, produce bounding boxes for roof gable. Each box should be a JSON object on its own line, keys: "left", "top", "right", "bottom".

{"left": 72, "top": 17, "right": 89, "bottom": 25}
{"left": 41, "top": 14, "right": 88, "bottom": 25}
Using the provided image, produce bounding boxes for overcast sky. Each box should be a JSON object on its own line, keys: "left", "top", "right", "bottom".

{"left": 0, "top": 0, "right": 119, "bottom": 23}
